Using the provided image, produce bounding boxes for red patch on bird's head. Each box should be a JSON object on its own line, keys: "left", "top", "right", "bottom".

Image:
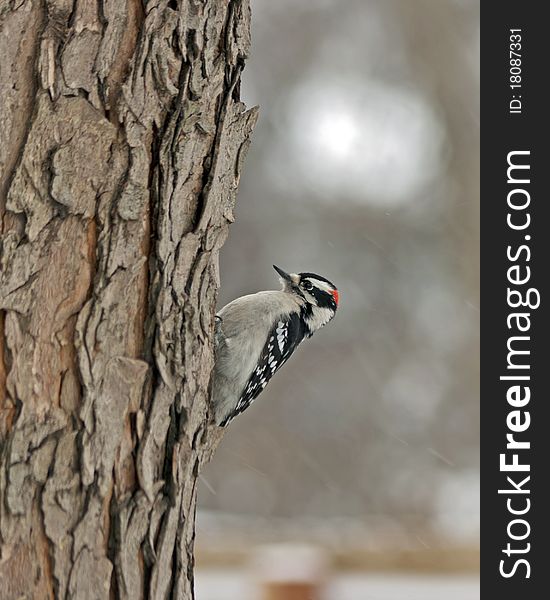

{"left": 332, "top": 289, "right": 339, "bottom": 306}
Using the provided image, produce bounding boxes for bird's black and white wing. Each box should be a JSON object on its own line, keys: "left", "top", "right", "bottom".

{"left": 220, "top": 313, "right": 308, "bottom": 425}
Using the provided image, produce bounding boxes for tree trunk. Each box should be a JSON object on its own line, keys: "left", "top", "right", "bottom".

{"left": 0, "top": 1, "right": 257, "bottom": 598}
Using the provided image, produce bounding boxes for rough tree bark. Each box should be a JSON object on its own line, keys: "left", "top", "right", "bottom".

{"left": 0, "top": 0, "right": 257, "bottom": 598}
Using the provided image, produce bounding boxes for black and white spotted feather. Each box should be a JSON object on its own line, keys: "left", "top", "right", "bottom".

{"left": 220, "top": 313, "right": 308, "bottom": 426}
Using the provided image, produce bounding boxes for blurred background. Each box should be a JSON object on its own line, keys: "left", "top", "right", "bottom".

{"left": 197, "top": 0, "right": 479, "bottom": 598}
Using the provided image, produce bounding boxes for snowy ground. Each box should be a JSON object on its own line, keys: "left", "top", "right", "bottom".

{"left": 195, "top": 570, "right": 480, "bottom": 600}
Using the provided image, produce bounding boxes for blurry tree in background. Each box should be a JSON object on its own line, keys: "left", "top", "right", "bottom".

{"left": 200, "top": 0, "right": 479, "bottom": 562}
{"left": 0, "top": 0, "right": 255, "bottom": 597}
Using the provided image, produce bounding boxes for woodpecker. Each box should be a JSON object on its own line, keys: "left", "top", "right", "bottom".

{"left": 211, "top": 265, "right": 339, "bottom": 426}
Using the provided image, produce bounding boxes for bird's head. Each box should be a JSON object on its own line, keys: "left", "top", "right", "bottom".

{"left": 273, "top": 265, "right": 339, "bottom": 333}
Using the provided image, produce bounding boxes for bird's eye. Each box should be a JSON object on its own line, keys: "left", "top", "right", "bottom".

{"left": 302, "top": 280, "right": 313, "bottom": 291}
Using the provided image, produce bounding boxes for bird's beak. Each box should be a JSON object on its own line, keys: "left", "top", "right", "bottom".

{"left": 273, "top": 265, "right": 292, "bottom": 283}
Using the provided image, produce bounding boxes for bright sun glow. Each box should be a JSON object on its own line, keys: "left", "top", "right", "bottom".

{"left": 314, "top": 113, "right": 358, "bottom": 160}
{"left": 276, "top": 79, "right": 446, "bottom": 208}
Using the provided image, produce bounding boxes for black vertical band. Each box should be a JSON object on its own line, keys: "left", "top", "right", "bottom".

{"left": 482, "top": 3, "right": 549, "bottom": 597}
